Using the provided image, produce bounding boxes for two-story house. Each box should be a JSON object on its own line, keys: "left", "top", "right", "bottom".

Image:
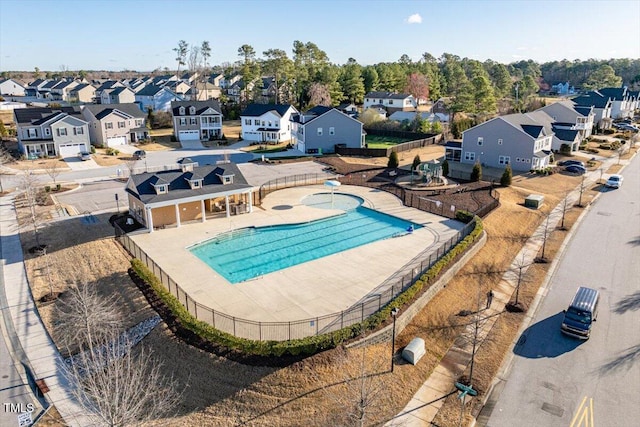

{"left": 597, "top": 87, "right": 636, "bottom": 119}
{"left": 571, "top": 91, "right": 613, "bottom": 131}
{"left": 0, "top": 78, "right": 26, "bottom": 96}
{"left": 94, "top": 80, "right": 125, "bottom": 103}
{"left": 24, "top": 79, "right": 49, "bottom": 97}
{"left": 68, "top": 83, "right": 96, "bottom": 103}
{"left": 291, "top": 106, "right": 365, "bottom": 154}
{"left": 14, "top": 107, "right": 90, "bottom": 158}
{"left": 535, "top": 100, "right": 595, "bottom": 139}
{"left": 135, "top": 85, "right": 183, "bottom": 112}
{"left": 50, "top": 79, "right": 79, "bottom": 102}
{"left": 240, "top": 104, "right": 298, "bottom": 143}
{"left": 81, "top": 103, "right": 148, "bottom": 147}
{"left": 525, "top": 110, "right": 581, "bottom": 153}
{"left": 100, "top": 87, "right": 136, "bottom": 105}
{"left": 363, "top": 92, "right": 417, "bottom": 113}
{"left": 170, "top": 100, "right": 223, "bottom": 142}
{"left": 460, "top": 114, "right": 553, "bottom": 172}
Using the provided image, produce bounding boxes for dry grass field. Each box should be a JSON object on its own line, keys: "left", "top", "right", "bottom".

{"left": 13, "top": 152, "right": 619, "bottom": 426}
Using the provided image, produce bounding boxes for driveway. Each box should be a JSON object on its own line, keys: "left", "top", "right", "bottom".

{"left": 63, "top": 156, "right": 100, "bottom": 171}
{"left": 53, "top": 180, "right": 128, "bottom": 215}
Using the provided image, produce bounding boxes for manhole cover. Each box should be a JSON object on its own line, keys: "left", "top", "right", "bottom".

{"left": 541, "top": 402, "right": 564, "bottom": 417}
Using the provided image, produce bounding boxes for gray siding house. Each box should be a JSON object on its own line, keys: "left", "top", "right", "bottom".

{"left": 461, "top": 114, "right": 553, "bottom": 172}
{"left": 291, "top": 106, "right": 365, "bottom": 154}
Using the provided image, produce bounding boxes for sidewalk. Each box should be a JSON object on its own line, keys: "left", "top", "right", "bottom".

{"left": 386, "top": 147, "right": 637, "bottom": 426}
{"left": 0, "top": 195, "right": 93, "bottom": 427}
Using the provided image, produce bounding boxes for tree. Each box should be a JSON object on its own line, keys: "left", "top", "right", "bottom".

{"left": 45, "top": 159, "right": 63, "bottom": 185}
{"left": 490, "top": 63, "right": 513, "bottom": 98}
{"left": 362, "top": 66, "right": 379, "bottom": 94}
{"left": 307, "top": 82, "right": 331, "bottom": 107}
{"left": 442, "top": 159, "right": 449, "bottom": 177}
{"left": 500, "top": 164, "right": 512, "bottom": 186}
{"left": 412, "top": 155, "right": 421, "bottom": 171}
{"left": 33, "top": 66, "right": 41, "bottom": 79}
{"left": 534, "top": 212, "right": 556, "bottom": 263}
{"left": 507, "top": 251, "right": 533, "bottom": 310}
{"left": 187, "top": 45, "right": 200, "bottom": 74}
{"left": 471, "top": 162, "right": 482, "bottom": 182}
{"left": 173, "top": 40, "right": 188, "bottom": 77}
{"left": 78, "top": 70, "right": 88, "bottom": 80}
{"left": 583, "top": 64, "right": 623, "bottom": 90}
{"left": 471, "top": 74, "right": 497, "bottom": 114}
{"left": 387, "top": 151, "right": 399, "bottom": 168}
{"left": 358, "top": 108, "right": 384, "bottom": 127}
{"left": 201, "top": 40, "right": 211, "bottom": 74}
{"left": 340, "top": 58, "right": 365, "bottom": 104}
{"left": 404, "top": 72, "right": 429, "bottom": 103}
{"left": 21, "top": 169, "right": 44, "bottom": 248}
{"left": 0, "top": 122, "right": 7, "bottom": 138}
{"left": 262, "top": 48, "right": 294, "bottom": 104}
{"left": 238, "top": 44, "right": 259, "bottom": 104}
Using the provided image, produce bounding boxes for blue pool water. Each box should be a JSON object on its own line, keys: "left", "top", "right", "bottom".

{"left": 190, "top": 193, "right": 420, "bottom": 283}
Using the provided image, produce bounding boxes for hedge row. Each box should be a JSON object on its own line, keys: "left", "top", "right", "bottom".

{"left": 130, "top": 217, "right": 484, "bottom": 357}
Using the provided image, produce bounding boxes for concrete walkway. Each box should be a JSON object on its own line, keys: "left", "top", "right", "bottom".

{"left": 387, "top": 147, "right": 637, "bottom": 426}
{"left": 0, "top": 195, "right": 92, "bottom": 427}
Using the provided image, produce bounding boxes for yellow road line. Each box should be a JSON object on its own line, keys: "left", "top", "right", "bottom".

{"left": 569, "top": 396, "right": 595, "bottom": 427}
{"left": 570, "top": 396, "right": 588, "bottom": 427}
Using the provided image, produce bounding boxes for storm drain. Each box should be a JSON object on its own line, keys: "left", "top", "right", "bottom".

{"left": 541, "top": 402, "right": 564, "bottom": 417}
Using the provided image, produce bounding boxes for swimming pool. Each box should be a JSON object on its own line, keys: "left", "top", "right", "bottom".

{"left": 190, "top": 193, "right": 421, "bottom": 283}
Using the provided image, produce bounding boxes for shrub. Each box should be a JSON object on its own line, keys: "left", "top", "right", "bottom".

{"left": 471, "top": 162, "right": 482, "bottom": 182}
{"left": 44, "top": 185, "right": 51, "bottom": 192}
{"left": 455, "top": 210, "right": 474, "bottom": 223}
{"left": 387, "top": 151, "right": 399, "bottom": 168}
{"left": 500, "top": 164, "right": 512, "bottom": 186}
{"left": 442, "top": 159, "right": 449, "bottom": 177}
{"left": 105, "top": 147, "right": 120, "bottom": 156}
{"left": 170, "top": 135, "right": 177, "bottom": 142}
{"left": 90, "top": 145, "right": 96, "bottom": 154}
{"left": 412, "top": 155, "right": 421, "bottom": 170}
{"left": 129, "top": 218, "right": 484, "bottom": 357}
{"left": 560, "top": 143, "right": 571, "bottom": 154}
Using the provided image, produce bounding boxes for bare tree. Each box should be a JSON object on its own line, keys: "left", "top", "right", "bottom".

{"left": 173, "top": 40, "right": 188, "bottom": 78}
{"left": 65, "top": 339, "right": 181, "bottom": 427}
{"left": 21, "top": 170, "right": 44, "bottom": 248}
{"left": 534, "top": 212, "right": 555, "bottom": 263}
{"left": 57, "top": 283, "right": 180, "bottom": 426}
{"left": 44, "top": 159, "right": 63, "bottom": 186}
{"left": 577, "top": 174, "right": 587, "bottom": 207}
{"left": 558, "top": 188, "right": 573, "bottom": 230}
{"left": 55, "top": 284, "right": 123, "bottom": 353}
{"left": 507, "top": 251, "right": 534, "bottom": 309}
{"left": 187, "top": 45, "right": 201, "bottom": 74}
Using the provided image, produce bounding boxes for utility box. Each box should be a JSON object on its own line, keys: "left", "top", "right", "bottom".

{"left": 402, "top": 337, "right": 426, "bottom": 365}
{"left": 525, "top": 194, "right": 544, "bottom": 209}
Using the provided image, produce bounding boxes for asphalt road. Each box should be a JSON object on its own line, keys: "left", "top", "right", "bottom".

{"left": 485, "top": 154, "right": 640, "bottom": 426}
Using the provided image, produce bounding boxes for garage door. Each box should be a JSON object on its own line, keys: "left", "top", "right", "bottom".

{"left": 106, "top": 136, "right": 127, "bottom": 147}
{"left": 179, "top": 130, "right": 200, "bottom": 141}
{"left": 59, "top": 143, "right": 85, "bottom": 157}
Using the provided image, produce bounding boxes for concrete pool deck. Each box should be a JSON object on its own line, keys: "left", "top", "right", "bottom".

{"left": 130, "top": 184, "right": 464, "bottom": 326}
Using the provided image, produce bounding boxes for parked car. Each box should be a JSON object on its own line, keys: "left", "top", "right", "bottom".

{"left": 558, "top": 159, "right": 585, "bottom": 168}
{"left": 133, "top": 150, "right": 146, "bottom": 160}
{"left": 78, "top": 151, "right": 91, "bottom": 161}
{"left": 605, "top": 174, "right": 623, "bottom": 188}
{"left": 619, "top": 124, "right": 639, "bottom": 132}
{"left": 565, "top": 165, "right": 587, "bottom": 175}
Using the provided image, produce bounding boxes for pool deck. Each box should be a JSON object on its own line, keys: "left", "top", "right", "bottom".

{"left": 130, "top": 185, "right": 463, "bottom": 325}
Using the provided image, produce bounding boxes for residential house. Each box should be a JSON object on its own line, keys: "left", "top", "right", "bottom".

{"left": 94, "top": 80, "right": 125, "bottom": 103}
{"left": 551, "top": 82, "right": 575, "bottom": 96}
{"left": 25, "top": 79, "right": 48, "bottom": 97}
{"left": 240, "top": 104, "right": 298, "bottom": 143}
{"left": 180, "top": 72, "right": 199, "bottom": 84}
{"left": 597, "top": 87, "right": 636, "bottom": 119}
{"left": 150, "top": 74, "right": 179, "bottom": 87}
{"left": 0, "top": 78, "right": 26, "bottom": 96}
{"left": 135, "top": 85, "right": 183, "bottom": 112}
{"left": 100, "top": 87, "right": 136, "bottom": 105}
{"left": 430, "top": 98, "right": 451, "bottom": 122}
{"left": 535, "top": 100, "right": 594, "bottom": 139}
{"left": 209, "top": 73, "right": 225, "bottom": 87}
{"left": 164, "top": 80, "right": 192, "bottom": 97}
{"left": 68, "top": 83, "right": 96, "bottom": 103}
{"left": 171, "top": 100, "right": 223, "bottom": 142}
{"left": 571, "top": 91, "right": 613, "bottom": 130}
{"left": 336, "top": 102, "right": 358, "bottom": 116}
{"left": 186, "top": 82, "right": 221, "bottom": 101}
{"left": 291, "top": 106, "right": 365, "bottom": 154}
{"left": 37, "top": 79, "right": 60, "bottom": 99}
{"left": 524, "top": 110, "right": 581, "bottom": 153}
{"left": 363, "top": 92, "right": 417, "bottom": 113}
{"left": 388, "top": 111, "right": 434, "bottom": 124}
{"left": 460, "top": 114, "right": 553, "bottom": 172}
{"left": 50, "top": 79, "right": 79, "bottom": 102}
{"left": 14, "top": 107, "right": 90, "bottom": 158}
{"left": 125, "top": 160, "right": 255, "bottom": 231}
{"left": 81, "top": 103, "right": 148, "bottom": 147}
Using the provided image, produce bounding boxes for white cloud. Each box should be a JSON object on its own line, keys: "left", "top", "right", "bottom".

{"left": 407, "top": 13, "right": 422, "bottom": 24}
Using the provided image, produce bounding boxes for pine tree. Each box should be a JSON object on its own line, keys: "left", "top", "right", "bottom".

{"left": 500, "top": 164, "right": 512, "bottom": 186}
{"left": 471, "top": 162, "right": 482, "bottom": 182}
{"left": 412, "top": 155, "right": 421, "bottom": 170}
{"left": 442, "top": 159, "right": 449, "bottom": 177}
{"left": 388, "top": 151, "right": 399, "bottom": 168}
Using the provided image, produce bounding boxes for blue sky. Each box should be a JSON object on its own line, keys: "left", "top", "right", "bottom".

{"left": 1, "top": 0, "right": 639, "bottom": 71}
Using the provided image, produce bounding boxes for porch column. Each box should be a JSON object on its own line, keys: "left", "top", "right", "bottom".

{"left": 146, "top": 207, "right": 154, "bottom": 233}
{"left": 247, "top": 190, "right": 253, "bottom": 213}
{"left": 175, "top": 204, "right": 181, "bottom": 227}
{"left": 225, "top": 195, "right": 230, "bottom": 218}
{"left": 201, "top": 199, "right": 206, "bottom": 222}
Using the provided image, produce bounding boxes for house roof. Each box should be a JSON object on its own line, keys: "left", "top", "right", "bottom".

{"left": 70, "top": 83, "right": 93, "bottom": 93}
{"left": 83, "top": 103, "right": 145, "bottom": 119}
{"left": 170, "top": 100, "right": 222, "bottom": 116}
{"left": 240, "top": 103, "right": 294, "bottom": 117}
{"left": 110, "top": 86, "right": 131, "bottom": 96}
{"left": 597, "top": 87, "right": 627, "bottom": 100}
{"left": 135, "top": 84, "right": 164, "bottom": 96}
{"left": 365, "top": 91, "right": 412, "bottom": 100}
{"left": 41, "top": 80, "right": 59, "bottom": 89}
{"left": 28, "top": 79, "right": 46, "bottom": 88}
{"left": 14, "top": 106, "right": 82, "bottom": 125}
{"left": 552, "top": 128, "right": 579, "bottom": 142}
{"left": 572, "top": 92, "right": 610, "bottom": 109}
{"left": 126, "top": 163, "right": 251, "bottom": 205}
{"left": 96, "top": 80, "right": 122, "bottom": 91}
{"left": 388, "top": 111, "right": 433, "bottom": 122}
{"left": 499, "top": 114, "right": 549, "bottom": 139}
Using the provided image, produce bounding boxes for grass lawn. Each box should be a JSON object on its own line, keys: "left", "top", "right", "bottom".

{"left": 365, "top": 134, "right": 411, "bottom": 148}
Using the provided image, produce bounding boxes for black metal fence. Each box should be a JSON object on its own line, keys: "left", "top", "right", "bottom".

{"left": 116, "top": 218, "right": 476, "bottom": 341}
{"left": 256, "top": 173, "right": 336, "bottom": 205}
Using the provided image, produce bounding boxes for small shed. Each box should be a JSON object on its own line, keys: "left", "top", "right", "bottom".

{"left": 525, "top": 194, "right": 544, "bottom": 209}
{"left": 402, "top": 337, "right": 426, "bottom": 365}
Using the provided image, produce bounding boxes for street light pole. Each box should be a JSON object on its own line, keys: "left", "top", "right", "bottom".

{"left": 390, "top": 307, "right": 399, "bottom": 372}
